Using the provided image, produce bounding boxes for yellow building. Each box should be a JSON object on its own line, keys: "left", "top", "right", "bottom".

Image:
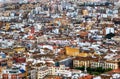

{"left": 65, "top": 47, "right": 91, "bottom": 57}
{"left": 65, "top": 47, "right": 79, "bottom": 56}
{"left": 82, "top": 10, "right": 89, "bottom": 16}
{"left": 13, "top": 47, "right": 26, "bottom": 52}
{"left": 5, "top": 23, "right": 10, "bottom": 31}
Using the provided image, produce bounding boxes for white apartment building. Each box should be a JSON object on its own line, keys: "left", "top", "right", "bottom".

{"left": 37, "top": 64, "right": 82, "bottom": 79}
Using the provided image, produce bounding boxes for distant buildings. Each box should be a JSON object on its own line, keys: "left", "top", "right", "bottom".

{"left": 0, "top": 0, "right": 120, "bottom": 79}
{"left": 73, "top": 55, "right": 120, "bottom": 69}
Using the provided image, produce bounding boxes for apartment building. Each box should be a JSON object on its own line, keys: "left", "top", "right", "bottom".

{"left": 35, "top": 63, "right": 82, "bottom": 79}
{"left": 37, "top": 65, "right": 51, "bottom": 79}
{"left": 73, "top": 56, "right": 120, "bottom": 69}
{"left": 2, "top": 69, "right": 26, "bottom": 79}
{"left": 27, "top": 68, "right": 37, "bottom": 79}
{"left": 37, "top": 64, "right": 66, "bottom": 79}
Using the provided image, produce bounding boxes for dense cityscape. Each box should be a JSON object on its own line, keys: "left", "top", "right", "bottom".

{"left": 0, "top": 0, "right": 120, "bottom": 79}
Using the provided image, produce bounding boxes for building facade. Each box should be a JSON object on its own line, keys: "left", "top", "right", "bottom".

{"left": 73, "top": 56, "right": 119, "bottom": 69}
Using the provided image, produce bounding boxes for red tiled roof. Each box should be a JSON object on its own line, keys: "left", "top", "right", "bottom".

{"left": 106, "top": 68, "right": 120, "bottom": 74}
{"left": 79, "top": 75, "right": 93, "bottom": 79}
{"left": 78, "top": 31, "right": 88, "bottom": 37}
{"left": 111, "top": 69, "right": 120, "bottom": 73}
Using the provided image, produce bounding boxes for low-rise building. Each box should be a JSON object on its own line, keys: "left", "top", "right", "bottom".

{"left": 73, "top": 56, "right": 120, "bottom": 69}
{"left": 2, "top": 67, "right": 26, "bottom": 79}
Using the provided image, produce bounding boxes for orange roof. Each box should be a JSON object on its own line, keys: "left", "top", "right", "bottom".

{"left": 111, "top": 69, "right": 120, "bottom": 73}
{"left": 44, "top": 75, "right": 62, "bottom": 79}
{"left": 78, "top": 31, "right": 88, "bottom": 37}
{"left": 28, "top": 35, "right": 35, "bottom": 40}
{"left": 79, "top": 75, "right": 93, "bottom": 79}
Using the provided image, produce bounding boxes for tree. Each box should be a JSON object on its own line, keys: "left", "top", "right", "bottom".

{"left": 75, "top": 66, "right": 85, "bottom": 71}
{"left": 92, "top": 72, "right": 100, "bottom": 75}
{"left": 105, "top": 68, "right": 112, "bottom": 72}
